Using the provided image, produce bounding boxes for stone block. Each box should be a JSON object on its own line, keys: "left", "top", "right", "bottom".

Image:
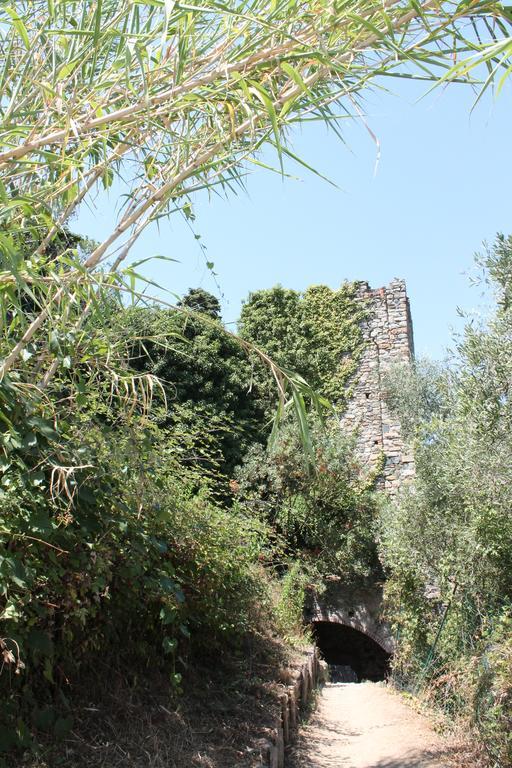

{"left": 318, "top": 660, "right": 329, "bottom": 683}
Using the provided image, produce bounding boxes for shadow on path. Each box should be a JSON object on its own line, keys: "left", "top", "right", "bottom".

{"left": 288, "top": 744, "right": 458, "bottom": 768}
{"left": 287, "top": 682, "right": 458, "bottom": 768}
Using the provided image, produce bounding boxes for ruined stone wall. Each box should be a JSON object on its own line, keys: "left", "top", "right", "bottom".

{"left": 341, "top": 279, "right": 415, "bottom": 494}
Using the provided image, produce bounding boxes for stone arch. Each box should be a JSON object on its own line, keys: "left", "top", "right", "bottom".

{"left": 305, "top": 580, "right": 395, "bottom": 656}
{"left": 316, "top": 615, "right": 391, "bottom": 654}
{"left": 311, "top": 619, "right": 392, "bottom": 682}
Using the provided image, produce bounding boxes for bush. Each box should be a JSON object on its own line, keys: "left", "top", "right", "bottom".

{"left": 118, "top": 294, "right": 266, "bottom": 477}
{"left": 238, "top": 283, "right": 367, "bottom": 416}
{"left": 274, "top": 561, "right": 312, "bottom": 640}
{"left": 236, "top": 416, "right": 382, "bottom": 582}
{"left": 0, "top": 383, "right": 270, "bottom": 752}
{"left": 380, "top": 235, "right": 512, "bottom": 763}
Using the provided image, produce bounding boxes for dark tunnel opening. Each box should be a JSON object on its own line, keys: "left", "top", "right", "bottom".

{"left": 312, "top": 621, "right": 391, "bottom": 683}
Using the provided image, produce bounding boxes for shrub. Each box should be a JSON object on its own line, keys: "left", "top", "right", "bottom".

{"left": 0, "top": 384, "right": 269, "bottom": 751}
{"left": 237, "top": 416, "right": 382, "bottom": 582}
{"left": 380, "top": 235, "right": 512, "bottom": 762}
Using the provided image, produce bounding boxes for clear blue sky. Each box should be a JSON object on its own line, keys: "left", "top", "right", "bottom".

{"left": 75, "top": 78, "right": 511, "bottom": 360}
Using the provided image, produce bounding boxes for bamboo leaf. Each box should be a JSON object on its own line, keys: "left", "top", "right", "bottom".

{"left": 4, "top": 5, "right": 30, "bottom": 49}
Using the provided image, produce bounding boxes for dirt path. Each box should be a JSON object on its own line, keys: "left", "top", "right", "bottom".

{"left": 288, "top": 682, "right": 457, "bottom": 768}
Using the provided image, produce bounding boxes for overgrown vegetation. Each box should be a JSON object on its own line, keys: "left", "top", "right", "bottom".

{"left": 235, "top": 284, "right": 381, "bottom": 637}
{"left": 119, "top": 291, "right": 266, "bottom": 478}
{"left": 380, "top": 235, "right": 512, "bottom": 767}
{"left": 1, "top": 0, "right": 511, "bottom": 762}
{"left": 239, "top": 284, "right": 367, "bottom": 415}
{"left": 0, "top": 351, "right": 270, "bottom": 751}
{"left": 236, "top": 417, "right": 381, "bottom": 581}
{"left": 0, "top": 277, "right": 377, "bottom": 758}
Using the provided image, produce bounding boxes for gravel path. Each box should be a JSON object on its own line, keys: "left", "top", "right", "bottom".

{"left": 288, "top": 682, "right": 457, "bottom": 768}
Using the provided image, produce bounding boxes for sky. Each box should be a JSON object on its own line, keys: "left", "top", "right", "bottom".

{"left": 75, "top": 77, "right": 512, "bottom": 360}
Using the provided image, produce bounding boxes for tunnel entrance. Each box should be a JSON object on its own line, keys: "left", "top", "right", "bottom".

{"left": 312, "top": 621, "right": 391, "bottom": 682}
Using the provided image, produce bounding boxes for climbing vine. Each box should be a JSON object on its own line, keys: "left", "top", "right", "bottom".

{"left": 239, "top": 282, "right": 367, "bottom": 415}
{"left": 301, "top": 284, "right": 368, "bottom": 403}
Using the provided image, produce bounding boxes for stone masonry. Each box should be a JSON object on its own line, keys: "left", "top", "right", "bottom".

{"left": 341, "top": 279, "right": 415, "bottom": 494}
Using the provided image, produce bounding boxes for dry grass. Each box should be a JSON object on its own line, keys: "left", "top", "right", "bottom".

{"left": 391, "top": 684, "right": 493, "bottom": 768}
{"left": 12, "top": 634, "right": 308, "bottom": 768}
{"left": 446, "top": 739, "right": 491, "bottom": 768}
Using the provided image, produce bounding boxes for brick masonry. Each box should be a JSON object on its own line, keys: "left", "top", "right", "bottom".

{"left": 341, "top": 279, "right": 415, "bottom": 494}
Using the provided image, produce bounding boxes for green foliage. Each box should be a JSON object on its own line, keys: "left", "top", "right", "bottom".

{"left": 301, "top": 285, "right": 368, "bottom": 402}
{"left": 0, "top": 341, "right": 269, "bottom": 752}
{"left": 237, "top": 413, "right": 383, "bottom": 646}
{"left": 383, "top": 358, "right": 450, "bottom": 442}
{"left": 179, "top": 288, "right": 221, "bottom": 319}
{"left": 233, "top": 284, "right": 381, "bottom": 635}
{"left": 274, "top": 561, "right": 312, "bottom": 639}
{"left": 0, "top": 263, "right": 376, "bottom": 753}
{"left": 239, "top": 283, "right": 367, "bottom": 416}
{"left": 118, "top": 292, "right": 265, "bottom": 477}
{"left": 1, "top": 0, "right": 505, "bottom": 299}
{"left": 380, "top": 234, "right": 512, "bottom": 763}
{"left": 470, "top": 611, "right": 512, "bottom": 766}
{"left": 1, "top": 0, "right": 510, "bottom": 759}
{"left": 0, "top": 0, "right": 502, "bottom": 437}
{"left": 237, "top": 416, "right": 382, "bottom": 582}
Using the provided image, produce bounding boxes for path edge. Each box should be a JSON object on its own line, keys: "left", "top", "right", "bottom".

{"left": 255, "top": 647, "right": 326, "bottom": 768}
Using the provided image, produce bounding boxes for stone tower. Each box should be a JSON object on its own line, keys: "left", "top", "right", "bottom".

{"left": 341, "top": 279, "right": 415, "bottom": 494}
